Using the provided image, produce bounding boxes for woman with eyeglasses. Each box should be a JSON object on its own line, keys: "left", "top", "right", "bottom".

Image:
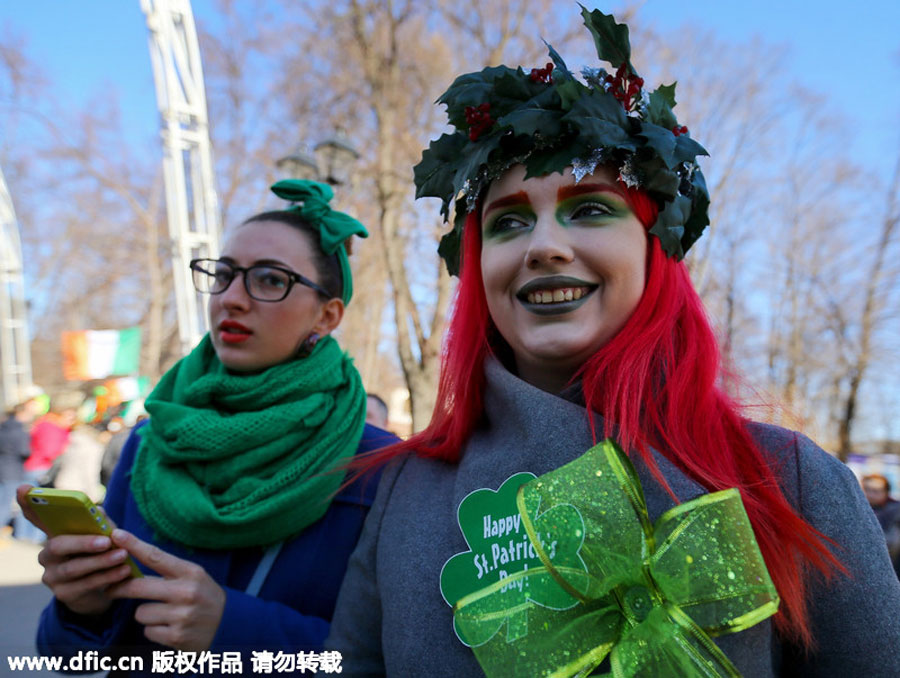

{"left": 18, "top": 180, "right": 395, "bottom": 674}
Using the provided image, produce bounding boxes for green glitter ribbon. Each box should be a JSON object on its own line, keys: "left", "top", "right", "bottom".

{"left": 270, "top": 179, "right": 368, "bottom": 306}
{"left": 452, "top": 439, "right": 779, "bottom": 677}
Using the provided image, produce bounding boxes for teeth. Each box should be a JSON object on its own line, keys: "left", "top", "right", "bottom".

{"left": 524, "top": 287, "right": 591, "bottom": 304}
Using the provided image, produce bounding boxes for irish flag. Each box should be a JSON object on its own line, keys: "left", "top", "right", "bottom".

{"left": 62, "top": 327, "right": 141, "bottom": 380}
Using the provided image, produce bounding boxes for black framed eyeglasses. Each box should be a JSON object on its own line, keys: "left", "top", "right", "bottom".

{"left": 189, "top": 258, "right": 331, "bottom": 302}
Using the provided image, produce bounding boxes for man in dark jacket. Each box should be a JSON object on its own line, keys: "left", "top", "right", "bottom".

{"left": 863, "top": 474, "right": 900, "bottom": 577}
{"left": 0, "top": 398, "right": 38, "bottom": 535}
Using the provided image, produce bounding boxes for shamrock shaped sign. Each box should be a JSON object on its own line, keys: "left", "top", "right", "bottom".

{"left": 440, "top": 472, "right": 587, "bottom": 647}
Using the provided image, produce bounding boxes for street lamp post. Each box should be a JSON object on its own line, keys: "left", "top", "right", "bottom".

{"left": 276, "top": 133, "right": 360, "bottom": 187}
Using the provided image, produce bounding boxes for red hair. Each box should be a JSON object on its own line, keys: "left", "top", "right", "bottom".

{"left": 356, "top": 183, "right": 841, "bottom": 647}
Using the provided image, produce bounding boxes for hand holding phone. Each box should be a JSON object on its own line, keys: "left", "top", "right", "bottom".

{"left": 16, "top": 485, "right": 141, "bottom": 616}
{"left": 24, "top": 488, "right": 143, "bottom": 578}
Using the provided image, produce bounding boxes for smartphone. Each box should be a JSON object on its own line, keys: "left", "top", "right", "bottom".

{"left": 25, "top": 488, "right": 142, "bottom": 578}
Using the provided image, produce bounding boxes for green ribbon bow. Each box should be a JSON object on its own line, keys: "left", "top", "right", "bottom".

{"left": 452, "top": 440, "right": 779, "bottom": 677}
{"left": 270, "top": 179, "right": 368, "bottom": 306}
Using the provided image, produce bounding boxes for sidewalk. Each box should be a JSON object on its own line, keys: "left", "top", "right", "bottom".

{"left": 0, "top": 537, "right": 58, "bottom": 676}
{"left": 0, "top": 535, "right": 44, "bottom": 586}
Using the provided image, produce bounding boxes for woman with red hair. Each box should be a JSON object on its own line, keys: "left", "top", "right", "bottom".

{"left": 328, "top": 8, "right": 900, "bottom": 677}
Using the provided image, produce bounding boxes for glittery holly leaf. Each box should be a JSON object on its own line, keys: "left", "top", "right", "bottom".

{"left": 580, "top": 4, "right": 634, "bottom": 74}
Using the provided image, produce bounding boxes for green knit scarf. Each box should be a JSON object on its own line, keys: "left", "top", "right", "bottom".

{"left": 130, "top": 334, "right": 366, "bottom": 549}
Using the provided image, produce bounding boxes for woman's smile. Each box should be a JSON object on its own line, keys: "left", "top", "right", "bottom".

{"left": 516, "top": 275, "right": 598, "bottom": 315}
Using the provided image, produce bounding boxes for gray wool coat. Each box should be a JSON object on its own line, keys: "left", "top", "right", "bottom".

{"left": 327, "top": 358, "right": 900, "bottom": 676}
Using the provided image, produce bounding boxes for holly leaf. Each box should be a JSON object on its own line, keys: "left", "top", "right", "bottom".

{"left": 440, "top": 473, "right": 587, "bottom": 647}
{"left": 438, "top": 223, "right": 463, "bottom": 277}
{"left": 492, "top": 69, "right": 550, "bottom": 112}
{"left": 555, "top": 78, "right": 586, "bottom": 111}
{"left": 637, "top": 122, "right": 678, "bottom": 169}
{"left": 439, "top": 65, "right": 519, "bottom": 128}
{"left": 544, "top": 39, "right": 574, "bottom": 82}
{"left": 558, "top": 90, "right": 634, "bottom": 155}
{"left": 646, "top": 83, "right": 678, "bottom": 129}
{"left": 681, "top": 170, "right": 710, "bottom": 254}
{"left": 563, "top": 87, "right": 629, "bottom": 127}
{"left": 673, "top": 134, "right": 709, "bottom": 164}
{"left": 414, "top": 133, "right": 467, "bottom": 202}
{"left": 640, "top": 156, "right": 681, "bottom": 201}
{"left": 496, "top": 87, "right": 564, "bottom": 139}
{"left": 451, "top": 129, "right": 502, "bottom": 197}
{"left": 523, "top": 139, "right": 588, "bottom": 180}
{"left": 580, "top": 4, "right": 634, "bottom": 73}
{"left": 649, "top": 194, "right": 692, "bottom": 259}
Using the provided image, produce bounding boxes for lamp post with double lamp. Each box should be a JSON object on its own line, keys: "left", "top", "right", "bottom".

{"left": 275, "top": 134, "right": 360, "bottom": 187}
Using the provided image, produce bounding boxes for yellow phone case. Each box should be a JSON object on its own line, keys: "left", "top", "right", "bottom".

{"left": 25, "top": 488, "right": 143, "bottom": 577}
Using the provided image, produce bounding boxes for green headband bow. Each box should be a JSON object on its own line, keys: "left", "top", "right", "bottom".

{"left": 270, "top": 179, "right": 368, "bottom": 306}
{"left": 414, "top": 5, "right": 710, "bottom": 276}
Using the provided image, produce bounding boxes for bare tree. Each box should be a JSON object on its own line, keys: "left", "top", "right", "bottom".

{"left": 273, "top": 0, "right": 590, "bottom": 429}
{"left": 834, "top": 154, "right": 900, "bottom": 459}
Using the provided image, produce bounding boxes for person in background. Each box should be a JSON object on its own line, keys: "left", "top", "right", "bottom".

{"left": 365, "top": 393, "right": 389, "bottom": 430}
{"left": 18, "top": 179, "right": 397, "bottom": 676}
{"left": 22, "top": 402, "right": 78, "bottom": 486}
{"left": 863, "top": 474, "right": 900, "bottom": 576}
{"left": 15, "top": 401, "right": 78, "bottom": 541}
{"left": 0, "top": 397, "right": 39, "bottom": 537}
{"left": 52, "top": 420, "right": 105, "bottom": 502}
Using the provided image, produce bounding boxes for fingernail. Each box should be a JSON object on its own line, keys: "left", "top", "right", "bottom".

{"left": 111, "top": 549, "right": 126, "bottom": 562}
{"left": 111, "top": 528, "right": 126, "bottom": 541}
{"left": 93, "top": 537, "right": 110, "bottom": 549}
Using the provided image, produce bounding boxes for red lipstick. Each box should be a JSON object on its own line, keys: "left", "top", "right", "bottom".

{"left": 219, "top": 320, "right": 252, "bottom": 344}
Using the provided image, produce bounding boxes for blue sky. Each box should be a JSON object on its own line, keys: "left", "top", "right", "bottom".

{"left": 1, "top": 1, "right": 898, "bottom": 174}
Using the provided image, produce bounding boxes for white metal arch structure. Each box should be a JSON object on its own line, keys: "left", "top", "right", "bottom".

{"left": 141, "top": 0, "right": 221, "bottom": 356}
{"left": 0, "top": 166, "right": 33, "bottom": 409}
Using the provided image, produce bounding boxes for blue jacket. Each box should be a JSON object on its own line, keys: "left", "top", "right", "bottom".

{"left": 36, "top": 421, "right": 396, "bottom": 675}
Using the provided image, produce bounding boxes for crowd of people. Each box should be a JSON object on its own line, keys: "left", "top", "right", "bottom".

{"left": 3, "top": 7, "right": 900, "bottom": 677}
